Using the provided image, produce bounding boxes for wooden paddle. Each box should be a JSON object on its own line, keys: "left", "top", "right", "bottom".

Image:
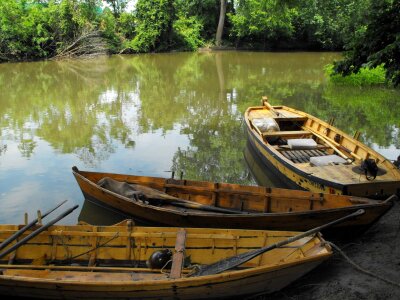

{"left": 99, "top": 177, "right": 248, "bottom": 215}
{"left": 190, "top": 209, "right": 365, "bottom": 277}
{"left": 0, "top": 200, "right": 68, "bottom": 251}
{"left": 262, "top": 96, "right": 283, "bottom": 117}
{"left": 0, "top": 205, "right": 79, "bottom": 260}
{"left": 305, "top": 127, "right": 358, "bottom": 162}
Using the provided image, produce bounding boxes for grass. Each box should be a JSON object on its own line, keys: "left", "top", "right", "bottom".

{"left": 325, "top": 64, "right": 386, "bottom": 86}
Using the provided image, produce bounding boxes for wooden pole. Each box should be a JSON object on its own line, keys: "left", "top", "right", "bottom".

{"left": 0, "top": 204, "right": 79, "bottom": 259}
{"left": 191, "top": 209, "right": 365, "bottom": 277}
{"left": 0, "top": 200, "right": 68, "bottom": 251}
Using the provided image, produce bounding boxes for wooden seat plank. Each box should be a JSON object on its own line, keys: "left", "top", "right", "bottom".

{"left": 262, "top": 130, "right": 312, "bottom": 138}
{"left": 169, "top": 229, "right": 187, "bottom": 279}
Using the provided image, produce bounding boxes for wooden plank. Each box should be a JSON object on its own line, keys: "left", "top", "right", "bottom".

{"left": 169, "top": 229, "right": 186, "bottom": 279}
{"left": 285, "top": 151, "right": 299, "bottom": 162}
{"left": 292, "top": 151, "right": 308, "bottom": 163}
{"left": 274, "top": 144, "right": 329, "bottom": 151}
{"left": 262, "top": 130, "right": 312, "bottom": 138}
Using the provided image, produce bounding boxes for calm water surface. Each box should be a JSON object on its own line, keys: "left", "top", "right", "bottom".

{"left": 0, "top": 52, "right": 399, "bottom": 224}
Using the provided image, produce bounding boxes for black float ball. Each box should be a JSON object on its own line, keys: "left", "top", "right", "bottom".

{"left": 146, "top": 249, "right": 173, "bottom": 269}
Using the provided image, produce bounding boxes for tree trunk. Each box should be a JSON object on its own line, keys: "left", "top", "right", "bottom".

{"left": 216, "top": 0, "right": 227, "bottom": 47}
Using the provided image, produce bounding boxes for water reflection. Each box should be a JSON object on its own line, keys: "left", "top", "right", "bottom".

{"left": 0, "top": 51, "right": 399, "bottom": 223}
{"left": 243, "top": 141, "right": 292, "bottom": 189}
{"left": 78, "top": 199, "right": 130, "bottom": 226}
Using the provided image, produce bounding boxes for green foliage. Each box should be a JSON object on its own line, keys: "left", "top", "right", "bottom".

{"left": 99, "top": 8, "right": 121, "bottom": 52}
{"left": 0, "top": 0, "right": 398, "bottom": 75}
{"left": 228, "top": 0, "right": 296, "bottom": 48}
{"left": 292, "top": 0, "right": 369, "bottom": 50}
{"left": 0, "top": 0, "right": 105, "bottom": 60}
{"left": 118, "top": 11, "right": 136, "bottom": 39}
{"left": 173, "top": 15, "right": 204, "bottom": 50}
{"left": 104, "top": 0, "right": 128, "bottom": 17}
{"left": 325, "top": 64, "right": 386, "bottom": 86}
{"left": 126, "top": 0, "right": 174, "bottom": 52}
{"left": 0, "top": 0, "right": 53, "bottom": 60}
{"left": 334, "top": 0, "right": 400, "bottom": 86}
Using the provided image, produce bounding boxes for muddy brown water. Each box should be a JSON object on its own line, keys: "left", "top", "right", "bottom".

{"left": 0, "top": 52, "right": 399, "bottom": 224}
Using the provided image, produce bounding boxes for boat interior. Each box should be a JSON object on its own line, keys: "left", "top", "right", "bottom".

{"left": 81, "top": 171, "right": 380, "bottom": 215}
{"left": 0, "top": 222, "right": 329, "bottom": 281}
{"left": 246, "top": 97, "right": 400, "bottom": 187}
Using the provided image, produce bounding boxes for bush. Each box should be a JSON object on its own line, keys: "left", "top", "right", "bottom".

{"left": 325, "top": 64, "right": 386, "bottom": 86}
{"left": 173, "top": 15, "right": 204, "bottom": 50}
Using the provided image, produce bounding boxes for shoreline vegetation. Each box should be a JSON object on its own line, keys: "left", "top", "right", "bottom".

{"left": 0, "top": 0, "right": 398, "bottom": 86}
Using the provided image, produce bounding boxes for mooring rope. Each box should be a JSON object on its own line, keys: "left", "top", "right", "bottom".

{"left": 326, "top": 241, "right": 400, "bottom": 288}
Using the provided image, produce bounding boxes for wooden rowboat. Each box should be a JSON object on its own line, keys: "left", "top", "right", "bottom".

{"left": 72, "top": 167, "right": 395, "bottom": 236}
{"left": 0, "top": 221, "right": 332, "bottom": 299}
{"left": 245, "top": 96, "right": 400, "bottom": 199}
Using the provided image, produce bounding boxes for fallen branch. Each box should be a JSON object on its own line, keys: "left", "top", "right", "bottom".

{"left": 52, "top": 29, "right": 108, "bottom": 60}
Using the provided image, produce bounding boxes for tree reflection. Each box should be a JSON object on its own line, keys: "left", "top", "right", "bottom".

{"left": 0, "top": 52, "right": 398, "bottom": 180}
{"left": 0, "top": 57, "right": 139, "bottom": 164}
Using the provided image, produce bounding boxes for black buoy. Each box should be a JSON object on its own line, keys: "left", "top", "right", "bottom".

{"left": 146, "top": 249, "right": 173, "bottom": 269}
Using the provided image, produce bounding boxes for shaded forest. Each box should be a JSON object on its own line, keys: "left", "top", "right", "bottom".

{"left": 0, "top": 0, "right": 399, "bottom": 85}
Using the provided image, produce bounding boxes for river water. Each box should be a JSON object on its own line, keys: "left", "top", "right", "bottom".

{"left": 0, "top": 51, "right": 399, "bottom": 224}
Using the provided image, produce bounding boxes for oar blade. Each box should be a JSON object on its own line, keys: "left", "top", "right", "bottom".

{"left": 190, "top": 209, "right": 365, "bottom": 277}
{"left": 192, "top": 246, "right": 271, "bottom": 277}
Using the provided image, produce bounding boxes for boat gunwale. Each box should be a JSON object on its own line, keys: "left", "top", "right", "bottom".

{"left": 72, "top": 168, "right": 394, "bottom": 219}
{"left": 0, "top": 251, "right": 332, "bottom": 287}
{"left": 244, "top": 105, "right": 400, "bottom": 192}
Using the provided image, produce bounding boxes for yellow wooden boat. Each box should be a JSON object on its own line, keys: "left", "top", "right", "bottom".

{"left": 245, "top": 96, "right": 400, "bottom": 198}
{"left": 0, "top": 221, "right": 332, "bottom": 299}
{"left": 72, "top": 167, "right": 394, "bottom": 237}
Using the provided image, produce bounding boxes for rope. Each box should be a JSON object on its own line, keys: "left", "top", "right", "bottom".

{"left": 160, "top": 259, "right": 172, "bottom": 275}
{"left": 326, "top": 241, "right": 400, "bottom": 288}
{"left": 61, "top": 232, "right": 120, "bottom": 263}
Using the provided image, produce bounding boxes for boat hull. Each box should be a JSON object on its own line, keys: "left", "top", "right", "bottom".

{"left": 0, "top": 222, "right": 331, "bottom": 299}
{"left": 0, "top": 259, "right": 325, "bottom": 299}
{"left": 73, "top": 168, "right": 394, "bottom": 237}
{"left": 244, "top": 100, "right": 400, "bottom": 199}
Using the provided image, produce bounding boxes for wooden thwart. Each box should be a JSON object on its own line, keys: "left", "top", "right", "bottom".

{"left": 169, "top": 229, "right": 187, "bottom": 279}
{"left": 262, "top": 130, "right": 312, "bottom": 138}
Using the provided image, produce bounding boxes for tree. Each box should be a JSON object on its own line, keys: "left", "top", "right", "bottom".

{"left": 216, "top": 0, "right": 227, "bottom": 46}
{"left": 228, "top": 0, "right": 296, "bottom": 49}
{"left": 104, "top": 0, "right": 129, "bottom": 17}
{"left": 125, "top": 0, "right": 174, "bottom": 52}
{"left": 334, "top": 0, "right": 400, "bottom": 86}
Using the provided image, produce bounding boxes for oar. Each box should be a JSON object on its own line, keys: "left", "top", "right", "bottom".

{"left": 126, "top": 183, "right": 248, "bottom": 214}
{"left": 306, "top": 127, "right": 360, "bottom": 162}
{"left": 99, "top": 177, "right": 247, "bottom": 215}
{"left": 0, "top": 199, "right": 68, "bottom": 251}
{"left": 0, "top": 204, "right": 79, "bottom": 260}
{"left": 261, "top": 96, "right": 283, "bottom": 117}
{"left": 190, "top": 209, "right": 365, "bottom": 277}
{"left": 167, "top": 200, "right": 249, "bottom": 214}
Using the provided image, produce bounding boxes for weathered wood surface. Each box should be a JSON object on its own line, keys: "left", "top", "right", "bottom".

{"left": 72, "top": 168, "right": 394, "bottom": 236}
{"left": 245, "top": 97, "right": 400, "bottom": 198}
{"left": 0, "top": 223, "right": 331, "bottom": 299}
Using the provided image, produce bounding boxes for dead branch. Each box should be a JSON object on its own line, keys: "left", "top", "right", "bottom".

{"left": 52, "top": 29, "right": 108, "bottom": 60}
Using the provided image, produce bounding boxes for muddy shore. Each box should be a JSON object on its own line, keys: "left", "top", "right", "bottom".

{"left": 257, "top": 199, "right": 400, "bottom": 300}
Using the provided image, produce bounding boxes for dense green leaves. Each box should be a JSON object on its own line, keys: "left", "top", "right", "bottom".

{"left": 0, "top": 0, "right": 399, "bottom": 86}
{"left": 228, "top": 0, "right": 296, "bottom": 48}
{"left": 334, "top": 0, "right": 400, "bottom": 86}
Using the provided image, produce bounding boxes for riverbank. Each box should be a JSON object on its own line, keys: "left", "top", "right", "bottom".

{"left": 258, "top": 199, "right": 400, "bottom": 300}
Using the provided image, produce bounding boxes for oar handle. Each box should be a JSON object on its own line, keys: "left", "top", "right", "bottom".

{"left": 262, "top": 96, "right": 280, "bottom": 116}
{"left": 0, "top": 204, "right": 79, "bottom": 260}
{"left": 191, "top": 209, "right": 365, "bottom": 277}
{"left": 169, "top": 201, "right": 247, "bottom": 215}
{"left": 0, "top": 200, "right": 68, "bottom": 251}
